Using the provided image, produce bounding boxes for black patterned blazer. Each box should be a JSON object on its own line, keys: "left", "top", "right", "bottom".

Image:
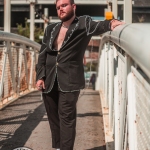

{"left": 36, "top": 15, "right": 112, "bottom": 93}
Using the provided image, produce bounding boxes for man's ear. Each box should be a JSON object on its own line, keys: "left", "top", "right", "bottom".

{"left": 72, "top": 4, "right": 76, "bottom": 11}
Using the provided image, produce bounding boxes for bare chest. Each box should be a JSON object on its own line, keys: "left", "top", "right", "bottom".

{"left": 54, "top": 27, "right": 68, "bottom": 51}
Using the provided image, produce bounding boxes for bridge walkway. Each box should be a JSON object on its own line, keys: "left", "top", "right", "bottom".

{"left": 0, "top": 89, "right": 106, "bottom": 150}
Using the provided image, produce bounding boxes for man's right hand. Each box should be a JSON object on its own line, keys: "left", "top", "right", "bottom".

{"left": 36, "top": 79, "right": 45, "bottom": 91}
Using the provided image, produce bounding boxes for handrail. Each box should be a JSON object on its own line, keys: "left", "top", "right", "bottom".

{"left": 0, "top": 31, "right": 40, "bottom": 109}
{"left": 96, "top": 23, "right": 150, "bottom": 150}
{"left": 0, "top": 31, "right": 40, "bottom": 50}
{"left": 100, "top": 23, "right": 150, "bottom": 78}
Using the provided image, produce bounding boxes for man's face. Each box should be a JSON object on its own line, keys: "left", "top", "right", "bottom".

{"left": 56, "top": 0, "right": 76, "bottom": 22}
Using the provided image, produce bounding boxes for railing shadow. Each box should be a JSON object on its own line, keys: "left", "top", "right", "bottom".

{"left": 77, "top": 112, "right": 103, "bottom": 117}
{"left": 6, "top": 100, "right": 42, "bottom": 108}
{"left": 86, "top": 145, "right": 106, "bottom": 150}
{"left": 0, "top": 93, "right": 46, "bottom": 150}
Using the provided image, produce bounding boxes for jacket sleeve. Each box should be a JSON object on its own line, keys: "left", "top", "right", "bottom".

{"left": 36, "top": 27, "right": 48, "bottom": 82}
{"left": 85, "top": 16, "right": 112, "bottom": 36}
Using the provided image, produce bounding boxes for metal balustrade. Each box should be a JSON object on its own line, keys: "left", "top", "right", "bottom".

{"left": 96, "top": 24, "right": 150, "bottom": 150}
{"left": 0, "top": 31, "right": 40, "bottom": 109}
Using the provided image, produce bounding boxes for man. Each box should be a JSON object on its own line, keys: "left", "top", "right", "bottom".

{"left": 36, "top": 0, "right": 124, "bottom": 149}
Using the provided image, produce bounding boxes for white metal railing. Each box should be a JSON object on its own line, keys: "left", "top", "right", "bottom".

{"left": 0, "top": 31, "right": 40, "bottom": 109}
{"left": 96, "top": 24, "right": 150, "bottom": 150}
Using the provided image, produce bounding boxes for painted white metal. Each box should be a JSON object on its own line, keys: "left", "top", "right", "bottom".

{"left": 0, "top": 31, "right": 40, "bottom": 109}
{"left": 112, "top": 0, "right": 118, "bottom": 19}
{"left": 108, "top": 43, "right": 114, "bottom": 130}
{"left": 29, "top": 51, "right": 35, "bottom": 90}
{"left": 23, "top": 44, "right": 29, "bottom": 87}
{"left": 124, "top": 0, "right": 132, "bottom": 23}
{"left": 131, "top": 66, "right": 150, "bottom": 150}
{"left": 127, "top": 71, "right": 136, "bottom": 150}
{"left": 100, "top": 24, "right": 150, "bottom": 78}
{"left": 97, "top": 24, "right": 150, "bottom": 150}
{"left": 17, "top": 48, "right": 23, "bottom": 95}
{"left": 104, "top": 44, "right": 109, "bottom": 108}
{"left": 123, "top": 114, "right": 128, "bottom": 150}
{"left": 4, "top": 0, "right": 11, "bottom": 32}
{"left": 0, "top": 47, "right": 7, "bottom": 100}
{"left": 113, "top": 47, "right": 119, "bottom": 150}
{"left": 8, "top": 42, "right": 16, "bottom": 93}
{"left": 30, "top": 2, "right": 35, "bottom": 41}
{"left": 96, "top": 46, "right": 105, "bottom": 91}
{"left": 119, "top": 54, "right": 125, "bottom": 149}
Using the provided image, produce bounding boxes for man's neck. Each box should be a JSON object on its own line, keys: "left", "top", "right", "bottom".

{"left": 62, "top": 15, "right": 76, "bottom": 28}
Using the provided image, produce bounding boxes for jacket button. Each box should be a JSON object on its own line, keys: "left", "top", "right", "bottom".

{"left": 58, "top": 52, "right": 60, "bottom": 54}
{"left": 56, "top": 62, "right": 58, "bottom": 66}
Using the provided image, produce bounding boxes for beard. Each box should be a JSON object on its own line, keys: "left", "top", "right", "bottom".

{"left": 58, "top": 9, "right": 74, "bottom": 22}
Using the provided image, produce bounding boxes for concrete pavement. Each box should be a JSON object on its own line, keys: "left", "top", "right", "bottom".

{"left": 0, "top": 89, "right": 106, "bottom": 150}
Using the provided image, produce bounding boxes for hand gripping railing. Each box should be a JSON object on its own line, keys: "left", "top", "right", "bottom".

{"left": 0, "top": 31, "right": 40, "bottom": 109}
{"left": 96, "top": 24, "right": 150, "bottom": 150}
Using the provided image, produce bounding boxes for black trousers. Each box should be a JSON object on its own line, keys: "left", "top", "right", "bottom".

{"left": 42, "top": 78, "right": 80, "bottom": 150}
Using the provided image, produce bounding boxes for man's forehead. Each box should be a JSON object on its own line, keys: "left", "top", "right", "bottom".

{"left": 56, "top": 0, "right": 70, "bottom": 5}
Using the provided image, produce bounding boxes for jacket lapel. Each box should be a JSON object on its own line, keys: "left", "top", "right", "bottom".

{"left": 49, "top": 22, "right": 61, "bottom": 50}
{"left": 49, "top": 17, "right": 79, "bottom": 51}
{"left": 60, "top": 17, "right": 79, "bottom": 50}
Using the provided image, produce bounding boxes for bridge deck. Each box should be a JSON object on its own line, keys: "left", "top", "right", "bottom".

{"left": 0, "top": 89, "right": 106, "bottom": 150}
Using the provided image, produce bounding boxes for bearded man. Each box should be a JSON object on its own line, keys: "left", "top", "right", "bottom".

{"left": 36, "top": 0, "right": 123, "bottom": 149}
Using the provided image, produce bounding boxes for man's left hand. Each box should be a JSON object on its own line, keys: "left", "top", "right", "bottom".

{"left": 110, "top": 19, "right": 125, "bottom": 30}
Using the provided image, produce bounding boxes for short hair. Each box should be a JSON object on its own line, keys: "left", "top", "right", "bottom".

{"left": 55, "top": 0, "right": 75, "bottom": 5}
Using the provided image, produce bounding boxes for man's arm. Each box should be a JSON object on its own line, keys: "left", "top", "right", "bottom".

{"left": 36, "top": 28, "right": 48, "bottom": 90}
{"left": 85, "top": 16, "right": 124, "bottom": 36}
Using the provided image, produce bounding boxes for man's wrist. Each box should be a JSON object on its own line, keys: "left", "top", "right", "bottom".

{"left": 38, "top": 78, "right": 44, "bottom": 82}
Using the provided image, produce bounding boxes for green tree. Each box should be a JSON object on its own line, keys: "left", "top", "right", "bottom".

{"left": 16, "top": 18, "right": 44, "bottom": 43}
{"left": 85, "top": 62, "right": 98, "bottom": 72}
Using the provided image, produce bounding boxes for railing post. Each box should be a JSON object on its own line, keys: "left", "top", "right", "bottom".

{"left": 7, "top": 42, "right": 16, "bottom": 95}
{"left": 30, "top": 2, "right": 35, "bottom": 41}
{"left": 102, "top": 46, "right": 105, "bottom": 92}
{"left": 123, "top": 115, "right": 128, "bottom": 150}
{"left": 4, "top": 0, "right": 11, "bottom": 32}
{"left": 108, "top": 43, "right": 114, "bottom": 130}
{"left": 118, "top": 54, "right": 129, "bottom": 150}
{"left": 113, "top": 46, "right": 119, "bottom": 150}
{"left": 29, "top": 50, "right": 35, "bottom": 90}
{"left": 17, "top": 48, "right": 23, "bottom": 96}
{"left": 98, "top": 46, "right": 105, "bottom": 91}
{"left": 23, "top": 44, "right": 29, "bottom": 88}
{"left": 0, "top": 42, "right": 8, "bottom": 101}
{"left": 127, "top": 56, "right": 135, "bottom": 150}
{"left": 104, "top": 43, "right": 109, "bottom": 108}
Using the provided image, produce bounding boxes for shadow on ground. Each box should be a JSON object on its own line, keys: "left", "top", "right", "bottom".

{"left": 77, "top": 112, "right": 102, "bottom": 117}
{"left": 87, "top": 145, "right": 106, "bottom": 150}
{"left": 0, "top": 92, "right": 46, "bottom": 150}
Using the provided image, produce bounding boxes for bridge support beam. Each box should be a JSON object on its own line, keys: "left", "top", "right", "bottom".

{"left": 112, "top": 0, "right": 118, "bottom": 19}
{"left": 4, "top": 0, "right": 11, "bottom": 32}
{"left": 124, "top": 0, "right": 132, "bottom": 23}
{"left": 30, "top": 2, "right": 35, "bottom": 41}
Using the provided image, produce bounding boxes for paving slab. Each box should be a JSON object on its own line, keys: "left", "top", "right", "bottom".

{"left": 0, "top": 89, "right": 106, "bottom": 150}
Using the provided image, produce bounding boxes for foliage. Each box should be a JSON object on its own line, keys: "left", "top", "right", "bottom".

{"left": 16, "top": 18, "right": 44, "bottom": 43}
{"left": 85, "top": 62, "right": 98, "bottom": 72}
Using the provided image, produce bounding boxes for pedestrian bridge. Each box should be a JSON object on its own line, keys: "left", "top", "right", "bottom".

{"left": 0, "top": 24, "right": 150, "bottom": 150}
